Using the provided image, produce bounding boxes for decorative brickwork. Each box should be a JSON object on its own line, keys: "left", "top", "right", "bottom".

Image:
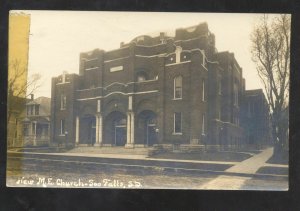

{"left": 51, "top": 22, "right": 270, "bottom": 151}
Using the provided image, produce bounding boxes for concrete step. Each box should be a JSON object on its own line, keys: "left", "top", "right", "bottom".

{"left": 67, "top": 146, "right": 151, "bottom": 155}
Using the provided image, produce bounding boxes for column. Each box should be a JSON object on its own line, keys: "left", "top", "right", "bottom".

{"left": 94, "top": 115, "right": 99, "bottom": 146}
{"left": 130, "top": 112, "right": 135, "bottom": 144}
{"left": 75, "top": 116, "right": 80, "bottom": 145}
{"left": 126, "top": 112, "right": 131, "bottom": 145}
{"left": 99, "top": 114, "right": 103, "bottom": 145}
{"left": 33, "top": 122, "right": 37, "bottom": 146}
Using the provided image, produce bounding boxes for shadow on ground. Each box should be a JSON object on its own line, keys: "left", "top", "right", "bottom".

{"left": 150, "top": 151, "right": 252, "bottom": 162}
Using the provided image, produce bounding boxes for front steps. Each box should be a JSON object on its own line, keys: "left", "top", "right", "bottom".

{"left": 67, "top": 144, "right": 206, "bottom": 156}
{"left": 67, "top": 146, "right": 152, "bottom": 156}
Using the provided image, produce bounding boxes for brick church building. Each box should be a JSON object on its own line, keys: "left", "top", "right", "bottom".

{"left": 50, "top": 22, "right": 270, "bottom": 151}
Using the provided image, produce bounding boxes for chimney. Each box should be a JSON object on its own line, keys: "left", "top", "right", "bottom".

{"left": 30, "top": 94, "right": 34, "bottom": 100}
{"left": 120, "top": 42, "right": 124, "bottom": 47}
{"left": 160, "top": 32, "right": 165, "bottom": 44}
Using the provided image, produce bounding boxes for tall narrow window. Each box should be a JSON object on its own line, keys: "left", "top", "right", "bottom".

{"left": 30, "top": 105, "right": 34, "bottom": 115}
{"left": 23, "top": 124, "right": 29, "bottom": 136}
{"left": 174, "top": 112, "right": 182, "bottom": 134}
{"left": 175, "top": 46, "right": 182, "bottom": 63}
{"left": 32, "top": 122, "right": 36, "bottom": 135}
{"left": 61, "top": 94, "right": 67, "bottom": 110}
{"left": 174, "top": 76, "right": 182, "bottom": 99}
{"left": 202, "top": 79, "right": 206, "bottom": 101}
{"left": 202, "top": 114, "right": 206, "bottom": 135}
{"left": 35, "top": 105, "right": 39, "bottom": 115}
{"left": 60, "top": 119, "right": 65, "bottom": 135}
{"left": 234, "top": 84, "right": 238, "bottom": 106}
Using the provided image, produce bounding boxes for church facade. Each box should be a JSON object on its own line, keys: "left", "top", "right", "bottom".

{"left": 50, "top": 23, "right": 269, "bottom": 150}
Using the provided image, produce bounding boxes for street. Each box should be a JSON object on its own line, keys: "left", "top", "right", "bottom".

{"left": 6, "top": 147, "right": 288, "bottom": 190}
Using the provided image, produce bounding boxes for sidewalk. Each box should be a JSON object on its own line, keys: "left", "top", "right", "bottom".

{"left": 225, "top": 147, "right": 274, "bottom": 174}
{"left": 12, "top": 151, "right": 239, "bottom": 165}
{"left": 199, "top": 147, "right": 284, "bottom": 190}
{"left": 8, "top": 147, "right": 286, "bottom": 168}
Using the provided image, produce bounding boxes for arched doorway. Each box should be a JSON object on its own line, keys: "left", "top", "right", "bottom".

{"left": 104, "top": 111, "right": 127, "bottom": 146}
{"left": 138, "top": 110, "right": 157, "bottom": 146}
{"left": 80, "top": 115, "right": 96, "bottom": 145}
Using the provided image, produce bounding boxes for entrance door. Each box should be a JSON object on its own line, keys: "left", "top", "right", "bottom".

{"left": 89, "top": 119, "right": 96, "bottom": 145}
{"left": 115, "top": 126, "right": 126, "bottom": 146}
{"left": 146, "top": 118, "right": 157, "bottom": 146}
{"left": 114, "top": 118, "right": 127, "bottom": 146}
{"left": 81, "top": 115, "right": 96, "bottom": 145}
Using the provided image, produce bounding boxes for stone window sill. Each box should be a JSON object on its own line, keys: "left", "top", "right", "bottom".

{"left": 172, "top": 132, "right": 183, "bottom": 135}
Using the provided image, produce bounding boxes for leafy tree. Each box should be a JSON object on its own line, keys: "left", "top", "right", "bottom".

{"left": 250, "top": 14, "right": 290, "bottom": 153}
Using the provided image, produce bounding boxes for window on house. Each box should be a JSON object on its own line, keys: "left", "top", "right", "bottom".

{"left": 26, "top": 105, "right": 33, "bottom": 116}
{"left": 23, "top": 124, "right": 29, "bottom": 136}
{"left": 61, "top": 94, "right": 67, "bottom": 110}
{"left": 174, "top": 112, "right": 182, "bottom": 134}
{"left": 174, "top": 76, "right": 182, "bottom": 99}
{"left": 60, "top": 119, "right": 65, "bottom": 135}
{"left": 202, "top": 79, "right": 206, "bottom": 101}
{"left": 30, "top": 105, "right": 34, "bottom": 115}
{"left": 35, "top": 105, "right": 39, "bottom": 115}
{"left": 32, "top": 122, "right": 36, "bottom": 135}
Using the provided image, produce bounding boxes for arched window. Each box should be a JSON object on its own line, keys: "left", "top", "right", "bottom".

{"left": 174, "top": 76, "right": 182, "bottom": 99}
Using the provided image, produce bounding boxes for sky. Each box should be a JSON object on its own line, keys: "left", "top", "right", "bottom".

{"left": 14, "top": 11, "right": 282, "bottom": 98}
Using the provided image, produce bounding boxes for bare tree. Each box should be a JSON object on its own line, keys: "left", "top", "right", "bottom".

{"left": 7, "top": 59, "right": 41, "bottom": 123}
{"left": 250, "top": 14, "right": 290, "bottom": 153}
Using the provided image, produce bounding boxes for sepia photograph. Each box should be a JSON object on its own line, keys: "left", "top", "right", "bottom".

{"left": 7, "top": 11, "right": 289, "bottom": 190}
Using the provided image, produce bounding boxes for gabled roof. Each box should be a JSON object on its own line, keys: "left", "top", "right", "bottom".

{"left": 26, "top": 96, "right": 51, "bottom": 114}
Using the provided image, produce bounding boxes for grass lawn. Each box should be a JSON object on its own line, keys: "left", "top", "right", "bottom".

{"left": 266, "top": 151, "right": 288, "bottom": 165}
{"left": 256, "top": 166, "right": 288, "bottom": 175}
{"left": 151, "top": 151, "right": 252, "bottom": 162}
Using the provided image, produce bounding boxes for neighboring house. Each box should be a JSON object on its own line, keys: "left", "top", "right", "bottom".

{"left": 240, "top": 89, "right": 271, "bottom": 149}
{"left": 50, "top": 22, "right": 271, "bottom": 151}
{"left": 7, "top": 95, "right": 26, "bottom": 147}
{"left": 21, "top": 94, "right": 51, "bottom": 146}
